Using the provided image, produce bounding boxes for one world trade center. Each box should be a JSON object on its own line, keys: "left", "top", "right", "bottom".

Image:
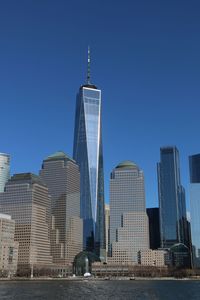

{"left": 73, "top": 48, "right": 105, "bottom": 258}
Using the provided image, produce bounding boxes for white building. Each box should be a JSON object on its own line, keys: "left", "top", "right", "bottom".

{"left": 0, "top": 213, "right": 18, "bottom": 275}
{"left": 138, "top": 249, "right": 167, "bottom": 267}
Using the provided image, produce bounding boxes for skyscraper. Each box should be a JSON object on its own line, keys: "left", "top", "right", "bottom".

{"left": 147, "top": 208, "right": 161, "bottom": 250}
{"left": 189, "top": 154, "right": 200, "bottom": 268}
{"left": 40, "top": 151, "right": 83, "bottom": 264}
{"left": 109, "top": 161, "right": 149, "bottom": 264}
{"left": 0, "top": 173, "right": 52, "bottom": 271}
{"left": 157, "top": 146, "right": 187, "bottom": 248}
{"left": 73, "top": 48, "right": 105, "bottom": 256}
{"left": 0, "top": 153, "right": 10, "bottom": 192}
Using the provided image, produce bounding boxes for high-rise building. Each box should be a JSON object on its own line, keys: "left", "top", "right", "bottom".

{"left": 189, "top": 154, "right": 200, "bottom": 268}
{"left": 157, "top": 146, "right": 187, "bottom": 248}
{"left": 0, "top": 173, "right": 52, "bottom": 271}
{"left": 109, "top": 161, "right": 149, "bottom": 264}
{"left": 40, "top": 151, "right": 83, "bottom": 264}
{"left": 147, "top": 208, "right": 160, "bottom": 250}
{"left": 0, "top": 213, "right": 18, "bottom": 275}
{"left": 0, "top": 153, "right": 10, "bottom": 192}
{"left": 73, "top": 48, "right": 105, "bottom": 256}
{"left": 105, "top": 204, "right": 110, "bottom": 256}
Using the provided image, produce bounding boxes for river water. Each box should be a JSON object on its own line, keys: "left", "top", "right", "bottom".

{"left": 0, "top": 279, "right": 199, "bottom": 299}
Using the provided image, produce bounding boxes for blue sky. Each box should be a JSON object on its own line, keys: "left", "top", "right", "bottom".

{"left": 0, "top": 0, "right": 200, "bottom": 209}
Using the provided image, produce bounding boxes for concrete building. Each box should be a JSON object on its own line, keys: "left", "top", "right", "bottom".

{"left": 0, "top": 173, "right": 52, "bottom": 271}
{"left": 105, "top": 204, "right": 110, "bottom": 255}
{"left": 138, "top": 249, "right": 167, "bottom": 267}
{"left": 0, "top": 153, "right": 10, "bottom": 192}
{"left": 0, "top": 213, "right": 18, "bottom": 275}
{"left": 109, "top": 161, "right": 149, "bottom": 264}
{"left": 40, "top": 151, "right": 83, "bottom": 264}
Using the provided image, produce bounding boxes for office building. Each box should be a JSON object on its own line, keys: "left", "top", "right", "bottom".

{"left": 105, "top": 204, "right": 110, "bottom": 255}
{"left": 0, "top": 153, "right": 10, "bottom": 192}
{"left": 0, "top": 173, "right": 52, "bottom": 270}
{"left": 138, "top": 249, "right": 167, "bottom": 267}
{"left": 40, "top": 151, "right": 83, "bottom": 264}
{"left": 73, "top": 48, "right": 105, "bottom": 255}
{"left": 109, "top": 161, "right": 149, "bottom": 264}
{"left": 189, "top": 154, "right": 200, "bottom": 268}
{"left": 147, "top": 208, "right": 160, "bottom": 249}
{"left": 0, "top": 213, "right": 18, "bottom": 275}
{"left": 157, "top": 147, "right": 187, "bottom": 248}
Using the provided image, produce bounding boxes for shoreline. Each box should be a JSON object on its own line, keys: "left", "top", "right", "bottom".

{"left": 0, "top": 276, "right": 200, "bottom": 282}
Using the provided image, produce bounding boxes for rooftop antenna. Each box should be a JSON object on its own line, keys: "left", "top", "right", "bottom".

{"left": 87, "top": 46, "right": 91, "bottom": 84}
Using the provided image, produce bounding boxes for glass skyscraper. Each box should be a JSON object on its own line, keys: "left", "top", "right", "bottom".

{"left": 0, "top": 153, "right": 10, "bottom": 192}
{"left": 73, "top": 49, "right": 105, "bottom": 256}
{"left": 147, "top": 208, "right": 161, "bottom": 250}
{"left": 157, "top": 146, "right": 188, "bottom": 248}
{"left": 189, "top": 154, "right": 200, "bottom": 268}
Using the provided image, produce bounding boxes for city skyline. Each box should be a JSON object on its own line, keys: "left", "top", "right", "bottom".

{"left": 1, "top": 1, "right": 200, "bottom": 210}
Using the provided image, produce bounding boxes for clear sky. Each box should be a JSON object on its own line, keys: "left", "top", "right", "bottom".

{"left": 0, "top": 0, "right": 200, "bottom": 210}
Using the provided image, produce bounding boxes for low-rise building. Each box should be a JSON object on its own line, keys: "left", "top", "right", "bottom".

{"left": 0, "top": 213, "right": 18, "bottom": 276}
{"left": 138, "top": 249, "right": 167, "bottom": 267}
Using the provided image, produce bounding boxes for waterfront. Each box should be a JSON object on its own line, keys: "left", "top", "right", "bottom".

{"left": 0, "top": 280, "right": 200, "bottom": 300}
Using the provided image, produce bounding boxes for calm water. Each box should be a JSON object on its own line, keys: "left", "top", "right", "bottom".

{"left": 0, "top": 280, "right": 199, "bottom": 300}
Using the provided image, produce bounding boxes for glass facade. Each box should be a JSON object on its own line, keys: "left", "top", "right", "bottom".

{"left": 189, "top": 154, "right": 200, "bottom": 268}
{"left": 73, "top": 85, "right": 105, "bottom": 254}
{"left": 157, "top": 147, "right": 187, "bottom": 248}
{"left": 0, "top": 153, "right": 10, "bottom": 192}
{"left": 147, "top": 208, "right": 160, "bottom": 250}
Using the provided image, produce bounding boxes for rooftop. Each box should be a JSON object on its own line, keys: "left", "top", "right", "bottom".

{"left": 10, "top": 173, "right": 46, "bottom": 186}
{"left": 116, "top": 160, "right": 138, "bottom": 169}
{"left": 81, "top": 84, "right": 98, "bottom": 90}
{"left": 0, "top": 213, "right": 11, "bottom": 220}
{"left": 44, "top": 151, "right": 76, "bottom": 163}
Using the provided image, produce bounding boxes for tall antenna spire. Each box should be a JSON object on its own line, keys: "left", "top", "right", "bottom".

{"left": 87, "top": 46, "right": 91, "bottom": 84}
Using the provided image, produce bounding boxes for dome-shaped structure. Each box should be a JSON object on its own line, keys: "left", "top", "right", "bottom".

{"left": 73, "top": 251, "right": 100, "bottom": 275}
{"left": 116, "top": 160, "right": 137, "bottom": 169}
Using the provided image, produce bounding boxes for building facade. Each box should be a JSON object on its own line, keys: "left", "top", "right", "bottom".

{"left": 0, "top": 153, "right": 10, "bottom": 192}
{"left": 0, "top": 173, "right": 52, "bottom": 270}
{"left": 105, "top": 204, "right": 110, "bottom": 256}
{"left": 138, "top": 249, "right": 167, "bottom": 267}
{"left": 109, "top": 161, "right": 149, "bottom": 264}
{"left": 157, "top": 147, "right": 188, "bottom": 248}
{"left": 147, "top": 208, "right": 160, "bottom": 250}
{"left": 0, "top": 213, "right": 18, "bottom": 275}
{"left": 40, "top": 151, "right": 83, "bottom": 264}
{"left": 189, "top": 154, "right": 200, "bottom": 268}
{"left": 73, "top": 49, "right": 105, "bottom": 256}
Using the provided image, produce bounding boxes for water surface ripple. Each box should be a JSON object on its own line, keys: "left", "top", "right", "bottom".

{"left": 0, "top": 280, "right": 199, "bottom": 300}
